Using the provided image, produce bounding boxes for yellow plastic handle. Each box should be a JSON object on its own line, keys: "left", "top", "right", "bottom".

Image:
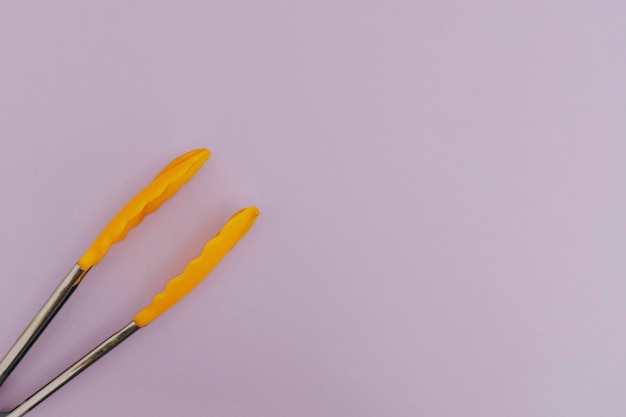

{"left": 133, "top": 206, "right": 259, "bottom": 327}
{"left": 77, "top": 149, "right": 211, "bottom": 270}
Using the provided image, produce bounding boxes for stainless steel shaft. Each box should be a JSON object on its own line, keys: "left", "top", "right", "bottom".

{"left": 6, "top": 321, "right": 139, "bottom": 417}
{"left": 0, "top": 265, "right": 88, "bottom": 387}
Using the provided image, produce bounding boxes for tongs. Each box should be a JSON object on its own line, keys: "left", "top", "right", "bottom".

{"left": 0, "top": 149, "right": 259, "bottom": 417}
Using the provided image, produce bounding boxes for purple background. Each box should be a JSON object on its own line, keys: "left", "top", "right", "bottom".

{"left": 0, "top": 1, "right": 624, "bottom": 416}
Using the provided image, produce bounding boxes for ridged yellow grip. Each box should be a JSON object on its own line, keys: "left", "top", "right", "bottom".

{"left": 77, "top": 149, "right": 211, "bottom": 270}
{"left": 133, "top": 206, "right": 259, "bottom": 327}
